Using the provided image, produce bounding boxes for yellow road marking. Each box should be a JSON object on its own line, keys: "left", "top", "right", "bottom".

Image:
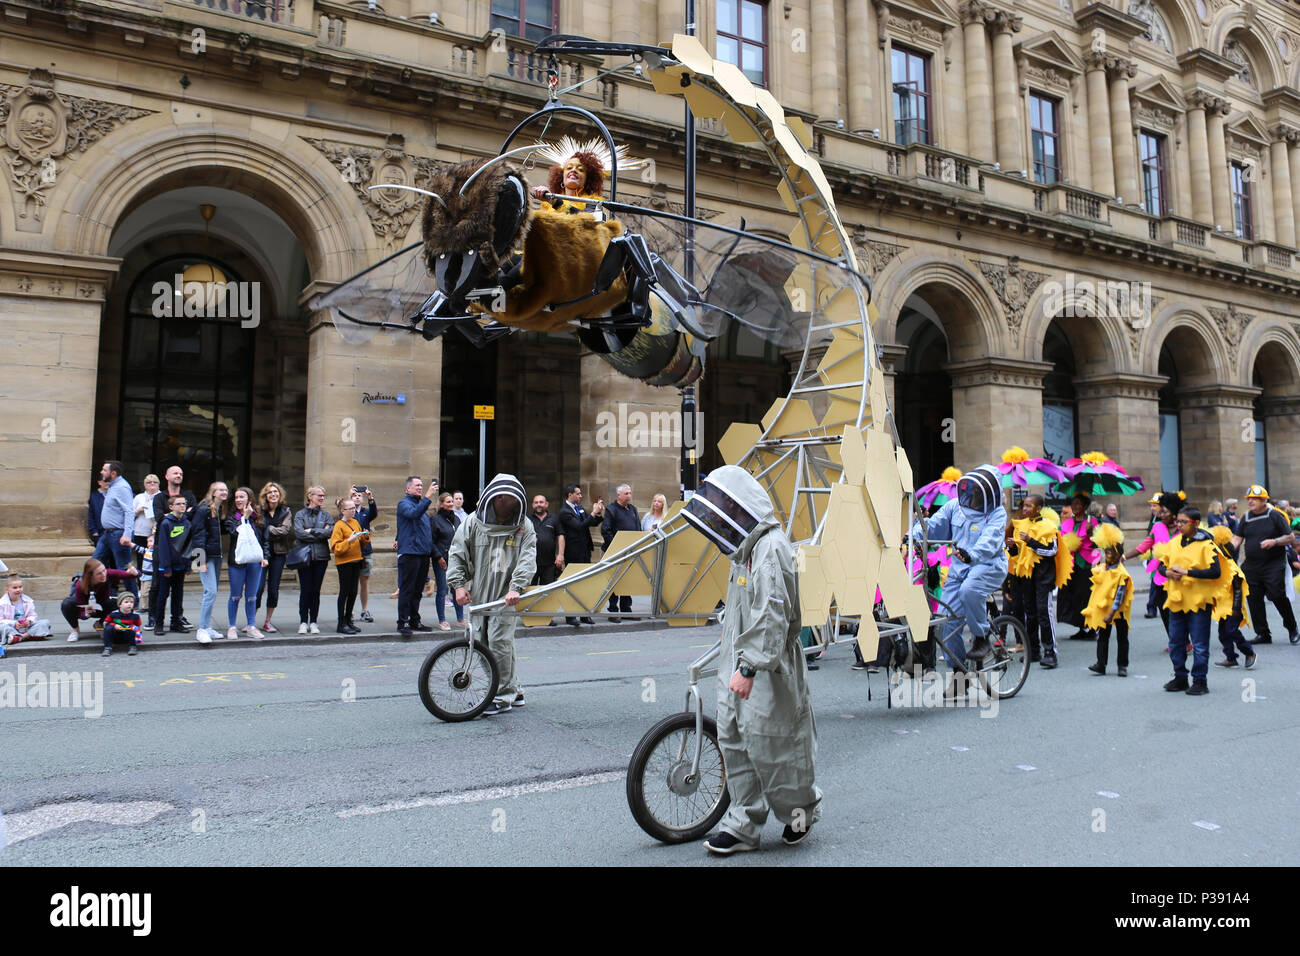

{"left": 587, "top": 649, "right": 639, "bottom": 656}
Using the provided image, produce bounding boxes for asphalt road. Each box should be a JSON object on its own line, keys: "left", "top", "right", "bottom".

{"left": 3, "top": 613, "right": 1299, "bottom": 866}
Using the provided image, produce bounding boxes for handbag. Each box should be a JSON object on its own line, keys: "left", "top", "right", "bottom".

{"left": 235, "top": 517, "right": 263, "bottom": 565}
{"left": 285, "top": 544, "right": 312, "bottom": 570}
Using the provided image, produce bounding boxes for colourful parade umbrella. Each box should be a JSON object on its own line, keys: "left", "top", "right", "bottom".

{"left": 996, "top": 447, "right": 1068, "bottom": 488}
{"left": 915, "top": 466, "right": 962, "bottom": 509}
{"left": 1054, "top": 451, "right": 1145, "bottom": 497}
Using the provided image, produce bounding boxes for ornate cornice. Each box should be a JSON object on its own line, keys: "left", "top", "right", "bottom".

{"left": 1177, "top": 48, "right": 1242, "bottom": 85}
{"left": 990, "top": 9, "right": 1022, "bottom": 35}
{"left": 1104, "top": 56, "right": 1138, "bottom": 81}
{"left": 973, "top": 256, "right": 1049, "bottom": 349}
{"left": 0, "top": 69, "right": 155, "bottom": 228}
{"left": 944, "top": 356, "right": 1054, "bottom": 389}
{"left": 1074, "top": 2, "right": 1149, "bottom": 44}
{"left": 1172, "top": 384, "right": 1260, "bottom": 409}
{"left": 302, "top": 134, "right": 443, "bottom": 249}
{"left": 0, "top": 248, "right": 119, "bottom": 303}
{"left": 1257, "top": 395, "right": 1300, "bottom": 417}
{"left": 1134, "top": 105, "right": 1176, "bottom": 131}
{"left": 1071, "top": 372, "right": 1166, "bottom": 401}
{"left": 1187, "top": 90, "right": 1230, "bottom": 115}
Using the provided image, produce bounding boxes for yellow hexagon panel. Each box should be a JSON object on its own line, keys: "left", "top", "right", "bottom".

{"left": 661, "top": 527, "right": 730, "bottom": 616}
{"left": 718, "top": 421, "right": 763, "bottom": 466}
{"left": 839, "top": 425, "right": 868, "bottom": 486}
{"left": 721, "top": 105, "right": 762, "bottom": 144}
{"left": 786, "top": 115, "right": 815, "bottom": 151}
{"left": 519, "top": 615, "right": 554, "bottom": 628}
{"left": 865, "top": 426, "right": 905, "bottom": 549}
{"left": 711, "top": 60, "right": 761, "bottom": 109}
{"left": 876, "top": 547, "right": 913, "bottom": 622}
{"left": 896, "top": 445, "right": 915, "bottom": 494}
{"left": 818, "top": 483, "right": 881, "bottom": 617}
{"left": 796, "top": 544, "right": 831, "bottom": 627}
{"left": 602, "top": 530, "right": 654, "bottom": 595}
{"left": 760, "top": 398, "right": 818, "bottom": 439}
{"left": 648, "top": 62, "right": 692, "bottom": 96}
{"left": 670, "top": 33, "right": 715, "bottom": 74}
{"left": 854, "top": 612, "right": 880, "bottom": 664}
{"left": 868, "top": 368, "right": 889, "bottom": 427}
{"left": 549, "top": 562, "right": 613, "bottom": 614}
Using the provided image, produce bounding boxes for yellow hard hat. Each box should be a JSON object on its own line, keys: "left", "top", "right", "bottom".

{"left": 1245, "top": 484, "right": 1269, "bottom": 500}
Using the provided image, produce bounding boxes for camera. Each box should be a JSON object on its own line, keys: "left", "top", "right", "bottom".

{"left": 353, "top": 485, "right": 367, "bottom": 493}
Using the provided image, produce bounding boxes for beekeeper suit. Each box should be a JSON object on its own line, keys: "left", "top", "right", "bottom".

{"left": 682, "top": 465, "right": 821, "bottom": 852}
{"left": 911, "top": 465, "right": 1008, "bottom": 666}
{"left": 447, "top": 474, "right": 536, "bottom": 710}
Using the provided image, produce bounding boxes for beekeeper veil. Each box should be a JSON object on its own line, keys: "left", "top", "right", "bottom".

{"left": 956, "top": 465, "right": 1000, "bottom": 515}
{"left": 476, "top": 473, "right": 527, "bottom": 533}
{"left": 682, "top": 465, "right": 776, "bottom": 559}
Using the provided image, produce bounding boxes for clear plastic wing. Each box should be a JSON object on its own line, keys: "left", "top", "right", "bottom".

{"left": 307, "top": 241, "right": 430, "bottom": 344}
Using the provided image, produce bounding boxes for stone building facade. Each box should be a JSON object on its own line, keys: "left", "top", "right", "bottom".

{"left": 1, "top": 0, "right": 1298, "bottom": 594}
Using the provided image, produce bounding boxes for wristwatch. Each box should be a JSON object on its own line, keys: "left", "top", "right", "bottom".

{"left": 738, "top": 664, "right": 756, "bottom": 679}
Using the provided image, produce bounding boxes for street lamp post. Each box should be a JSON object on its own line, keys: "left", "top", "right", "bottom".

{"left": 680, "top": 0, "right": 701, "bottom": 499}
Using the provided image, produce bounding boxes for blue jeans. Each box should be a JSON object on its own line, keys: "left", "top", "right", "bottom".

{"left": 228, "top": 562, "right": 263, "bottom": 628}
{"left": 938, "top": 560, "right": 1007, "bottom": 667}
{"left": 199, "top": 555, "right": 222, "bottom": 631}
{"left": 433, "top": 561, "right": 464, "bottom": 624}
{"left": 93, "top": 531, "right": 139, "bottom": 597}
{"left": 1168, "top": 608, "right": 1211, "bottom": 684}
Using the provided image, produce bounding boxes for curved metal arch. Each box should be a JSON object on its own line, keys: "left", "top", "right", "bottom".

{"left": 500, "top": 104, "right": 621, "bottom": 201}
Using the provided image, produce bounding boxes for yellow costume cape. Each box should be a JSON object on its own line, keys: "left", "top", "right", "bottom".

{"left": 1082, "top": 563, "right": 1134, "bottom": 628}
{"left": 1161, "top": 534, "right": 1226, "bottom": 613}
{"left": 1210, "top": 553, "right": 1250, "bottom": 626}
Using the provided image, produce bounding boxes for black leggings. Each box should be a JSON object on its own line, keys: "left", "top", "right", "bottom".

{"left": 298, "top": 559, "right": 329, "bottom": 624}
{"left": 1095, "top": 618, "right": 1130, "bottom": 668}
{"left": 257, "top": 553, "right": 287, "bottom": 611}
{"left": 336, "top": 561, "right": 362, "bottom": 627}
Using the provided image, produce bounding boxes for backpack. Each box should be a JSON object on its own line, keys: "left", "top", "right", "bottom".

{"left": 68, "top": 573, "right": 83, "bottom": 601}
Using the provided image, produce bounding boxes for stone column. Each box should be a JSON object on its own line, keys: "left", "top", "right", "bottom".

{"left": 878, "top": 343, "right": 907, "bottom": 413}
{"left": 1269, "top": 131, "right": 1294, "bottom": 247}
{"left": 1260, "top": 393, "right": 1300, "bottom": 487}
{"left": 1107, "top": 57, "right": 1138, "bottom": 203}
{"left": 1072, "top": 374, "right": 1164, "bottom": 525}
{"left": 1255, "top": 142, "right": 1275, "bottom": 244}
{"left": 846, "top": 0, "right": 875, "bottom": 133}
{"left": 580, "top": 355, "right": 682, "bottom": 551}
{"left": 0, "top": 250, "right": 120, "bottom": 598}
{"left": 1173, "top": 385, "right": 1259, "bottom": 507}
{"left": 1205, "top": 98, "right": 1233, "bottom": 230}
{"left": 943, "top": 358, "right": 1051, "bottom": 470}
{"left": 990, "top": 11, "right": 1023, "bottom": 171}
{"left": 1185, "top": 96, "right": 1213, "bottom": 223}
{"left": 1083, "top": 52, "right": 1114, "bottom": 196}
{"left": 811, "top": 0, "right": 841, "bottom": 123}
{"left": 1290, "top": 132, "right": 1300, "bottom": 245}
{"left": 657, "top": 0, "right": 680, "bottom": 45}
{"left": 1172, "top": 109, "right": 1192, "bottom": 217}
{"left": 959, "top": 0, "right": 994, "bottom": 163}
{"left": 303, "top": 305, "right": 443, "bottom": 511}
{"left": 612, "top": 0, "right": 640, "bottom": 44}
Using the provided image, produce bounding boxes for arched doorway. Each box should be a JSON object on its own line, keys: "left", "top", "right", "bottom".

{"left": 893, "top": 294, "right": 953, "bottom": 482}
{"left": 1250, "top": 338, "right": 1300, "bottom": 493}
{"left": 1041, "top": 321, "right": 1078, "bottom": 468}
{"left": 94, "top": 187, "right": 311, "bottom": 498}
{"left": 1158, "top": 343, "right": 1183, "bottom": 491}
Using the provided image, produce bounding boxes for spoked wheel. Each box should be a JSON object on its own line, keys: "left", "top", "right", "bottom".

{"left": 418, "top": 637, "right": 500, "bottom": 721}
{"left": 977, "top": 614, "right": 1030, "bottom": 699}
{"left": 627, "top": 711, "right": 730, "bottom": 844}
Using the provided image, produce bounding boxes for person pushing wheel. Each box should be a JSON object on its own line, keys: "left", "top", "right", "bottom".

{"left": 681, "top": 465, "right": 822, "bottom": 855}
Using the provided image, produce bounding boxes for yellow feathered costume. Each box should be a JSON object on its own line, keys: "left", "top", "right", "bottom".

{"left": 1082, "top": 523, "right": 1133, "bottom": 628}
{"left": 1156, "top": 532, "right": 1226, "bottom": 613}
{"left": 1209, "top": 525, "right": 1250, "bottom": 626}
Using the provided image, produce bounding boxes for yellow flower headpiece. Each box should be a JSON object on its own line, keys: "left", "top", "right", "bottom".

{"left": 1091, "top": 523, "right": 1124, "bottom": 551}
{"left": 1001, "top": 446, "right": 1029, "bottom": 464}
{"left": 941, "top": 466, "right": 962, "bottom": 483}
{"left": 1080, "top": 451, "right": 1110, "bottom": 466}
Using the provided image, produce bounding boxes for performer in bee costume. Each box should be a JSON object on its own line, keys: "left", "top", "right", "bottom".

{"left": 447, "top": 474, "right": 537, "bottom": 716}
{"left": 529, "top": 136, "right": 650, "bottom": 221}
{"left": 682, "top": 465, "right": 821, "bottom": 855}
{"left": 1155, "top": 506, "right": 1223, "bottom": 695}
{"left": 911, "top": 465, "right": 1009, "bottom": 668}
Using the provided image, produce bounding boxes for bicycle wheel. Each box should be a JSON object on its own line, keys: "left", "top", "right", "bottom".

{"left": 627, "top": 710, "right": 730, "bottom": 844}
{"left": 417, "top": 637, "right": 499, "bottom": 721}
{"left": 978, "top": 614, "right": 1030, "bottom": 700}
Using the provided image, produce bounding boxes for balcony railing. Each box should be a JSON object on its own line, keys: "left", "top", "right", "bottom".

{"left": 497, "top": 37, "right": 586, "bottom": 90}
{"left": 192, "top": 0, "right": 288, "bottom": 22}
{"left": 1266, "top": 244, "right": 1294, "bottom": 269}
{"left": 1171, "top": 218, "right": 1208, "bottom": 248}
{"left": 1031, "top": 181, "right": 1108, "bottom": 223}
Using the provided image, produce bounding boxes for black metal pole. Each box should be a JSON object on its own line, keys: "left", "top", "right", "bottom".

{"left": 680, "top": 0, "right": 700, "bottom": 499}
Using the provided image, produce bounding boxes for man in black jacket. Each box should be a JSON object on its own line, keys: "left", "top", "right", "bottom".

{"left": 602, "top": 484, "right": 641, "bottom": 620}
{"left": 529, "top": 495, "right": 565, "bottom": 587}
{"left": 1232, "top": 486, "right": 1298, "bottom": 644}
{"left": 557, "top": 483, "right": 603, "bottom": 624}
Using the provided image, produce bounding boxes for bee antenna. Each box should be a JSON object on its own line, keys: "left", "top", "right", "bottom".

{"left": 366, "top": 184, "right": 449, "bottom": 211}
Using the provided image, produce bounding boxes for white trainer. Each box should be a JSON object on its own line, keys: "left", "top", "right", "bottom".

{"left": 226, "top": 626, "right": 239, "bottom": 640}
{"left": 67, "top": 630, "right": 79, "bottom": 642}
{"left": 308, "top": 623, "right": 320, "bottom": 635}
{"left": 297, "top": 623, "right": 309, "bottom": 635}
{"left": 244, "top": 626, "right": 265, "bottom": 640}
{"left": 196, "top": 629, "right": 213, "bottom": 644}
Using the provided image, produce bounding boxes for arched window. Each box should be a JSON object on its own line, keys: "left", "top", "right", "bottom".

{"left": 1128, "top": 1, "right": 1173, "bottom": 54}
{"left": 1222, "top": 36, "right": 1255, "bottom": 88}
